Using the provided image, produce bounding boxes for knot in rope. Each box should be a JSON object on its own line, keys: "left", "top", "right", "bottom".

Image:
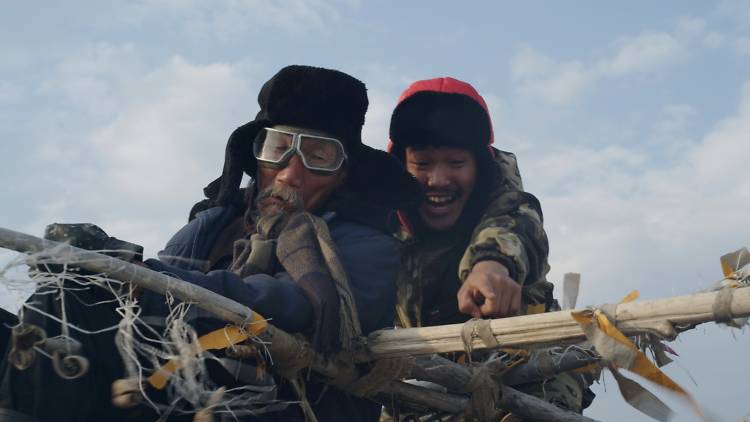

{"left": 465, "top": 361, "right": 504, "bottom": 421}
{"left": 712, "top": 286, "right": 735, "bottom": 324}
{"left": 270, "top": 332, "right": 315, "bottom": 380}
{"left": 8, "top": 323, "right": 46, "bottom": 371}
{"left": 460, "top": 318, "right": 499, "bottom": 362}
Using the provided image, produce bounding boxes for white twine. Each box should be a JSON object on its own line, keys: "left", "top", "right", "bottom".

{"left": 0, "top": 249, "right": 287, "bottom": 418}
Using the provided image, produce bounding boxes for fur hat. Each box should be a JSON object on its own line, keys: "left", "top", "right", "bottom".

{"left": 193, "top": 65, "right": 420, "bottom": 220}
{"left": 388, "top": 77, "right": 494, "bottom": 162}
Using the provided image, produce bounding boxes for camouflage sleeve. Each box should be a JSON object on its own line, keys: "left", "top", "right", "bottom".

{"left": 458, "top": 150, "right": 550, "bottom": 286}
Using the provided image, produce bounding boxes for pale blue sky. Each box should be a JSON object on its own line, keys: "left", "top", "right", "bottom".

{"left": 1, "top": 2, "right": 749, "bottom": 421}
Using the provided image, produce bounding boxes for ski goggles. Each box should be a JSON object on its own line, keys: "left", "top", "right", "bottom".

{"left": 253, "top": 127, "right": 348, "bottom": 174}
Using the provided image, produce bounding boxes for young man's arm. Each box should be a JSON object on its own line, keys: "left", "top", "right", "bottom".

{"left": 457, "top": 151, "right": 550, "bottom": 318}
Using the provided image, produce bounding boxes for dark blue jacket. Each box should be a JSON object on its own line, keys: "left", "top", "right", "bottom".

{"left": 143, "top": 206, "right": 399, "bottom": 421}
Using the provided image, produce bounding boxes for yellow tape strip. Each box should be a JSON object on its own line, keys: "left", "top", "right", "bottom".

{"left": 572, "top": 303, "right": 706, "bottom": 420}
{"left": 619, "top": 290, "right": 639, "bottom": 303}
{"left": 526, "top": 303, "right": 546, "bottom": 315}
{"left": 593, "top": 311, "right": 680, "bottom": 390}
{"left": 148, "top": 312, "right": 268, "bottom": 389}
{"left": 721, "top": 260, "right": 734, "bottom": 278}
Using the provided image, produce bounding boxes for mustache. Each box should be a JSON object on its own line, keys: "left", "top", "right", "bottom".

{"left": 254, "top": 184, "right": 304, "bottom": 213}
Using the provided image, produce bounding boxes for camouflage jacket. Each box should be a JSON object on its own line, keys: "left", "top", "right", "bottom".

{"left": 396, "top": 150, "right": 555, "bottom": 328}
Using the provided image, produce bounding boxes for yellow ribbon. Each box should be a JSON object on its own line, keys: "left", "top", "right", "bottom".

{"left": 148, "top": 312, "right": 268, "bottom": 389}
{"left": 571, "top": 291, "right": 706, "bottom": 421}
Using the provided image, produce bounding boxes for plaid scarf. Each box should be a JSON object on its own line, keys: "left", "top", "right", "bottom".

{"left": 230, "top": 211, "right": 360, "bottom": 354}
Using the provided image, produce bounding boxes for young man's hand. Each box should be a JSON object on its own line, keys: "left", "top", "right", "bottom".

{"left": 457, "top": 260, "right": 521, "bottom": 318}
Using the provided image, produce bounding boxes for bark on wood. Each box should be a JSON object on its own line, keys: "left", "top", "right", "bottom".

{"left": 382, "top": 380, "right": 600, "bottom": 422}
{"left": 411, "top": 346, "right": 600, "bottom": 390}
{"left": 503, "top": 346, "right": 600, "bottom": 386}
{"left": 498, "top": 385, "right": 599, "bottom": 422}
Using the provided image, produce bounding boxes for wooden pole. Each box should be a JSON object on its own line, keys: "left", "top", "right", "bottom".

{"left": 0, "top": 227, "right": 254, "bottom": 324}
{"left": 364, "top": 286, "right": 750, "bottom": 359}
{"left": 411, "top": 347, "right": 600, "bottom": 390}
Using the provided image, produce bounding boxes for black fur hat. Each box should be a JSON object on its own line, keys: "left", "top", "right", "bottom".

{"left": 257, "top": 65, "right": 367, "bottom": 148}
{"left": 389, "top": 91, "right": 492, "bottom": 158}
{"left": 192, "top": 65, "right": 421, "bottom": 221}
{"left": 388, "top": 88, "right": 497, "bottom": 195}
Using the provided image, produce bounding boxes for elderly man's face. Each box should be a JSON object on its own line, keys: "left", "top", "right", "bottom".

{"left": 256, "top": 125, "right": 347, "bottom": 215}
{"left": 405, "top": 146, "right": 477, "bottom": 231}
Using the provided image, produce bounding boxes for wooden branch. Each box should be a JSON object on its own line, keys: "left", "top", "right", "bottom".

{"left": 365, "top": 286, "right": 750, "bottom": 359}
{"left": 403, "top": 352, "right": 600, "bottom": 421}
{"left": 0, "top": 227, "right": 254, "bottom": 324}
{"left": 411, "top": 346, "right": 600, "bottom": 390}
{"left": 383, "top": 380, "right": 600, "bottom": 422}
{"left": 503, "top": 346, "right": 601, "bottom": 386}
{"left": 498, "top": 385, "right": 600, "bottom": 422}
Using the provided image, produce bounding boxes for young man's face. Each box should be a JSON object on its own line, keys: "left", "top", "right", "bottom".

{"left": 405, "top": 146, "right": 477, "bottom": 231}
{"left": 256, "top": 125, "right": 347, "bottom": 216}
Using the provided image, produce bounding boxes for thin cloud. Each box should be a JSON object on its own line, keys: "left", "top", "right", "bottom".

{"left": 512, "top": 24, "right": 701, "bottom": 105}
{"left": 0, "top": 82, "right": 24, "bottom": 103}
{"left": 533, "top": 82, "right": 750, "bottom": 302}
{"left": 14, "top": 44, "right": 264, "bottom": 255}
{"left": 114, "top": 0, "right": 351, "bottom": 40}
{"left": 735, "top": 37, "right": 750, "bottom": 55}
{"left": 599, "top": 32, "right": 685, "bottom": 75}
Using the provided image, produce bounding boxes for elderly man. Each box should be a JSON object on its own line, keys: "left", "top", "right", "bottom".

{"left": 388, "top": 77, "right": 591, "bottom": 416}
{"left": 0, "top": 65, "right": 420, "bottom": 422}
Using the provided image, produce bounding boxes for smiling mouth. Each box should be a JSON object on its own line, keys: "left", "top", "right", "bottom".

{"left": 425, "top": 192, "right": 458, "bottom": 207}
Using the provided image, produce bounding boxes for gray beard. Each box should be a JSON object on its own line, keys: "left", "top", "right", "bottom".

{"left": 243, "top": 179, "right": 305, "bottom": 229}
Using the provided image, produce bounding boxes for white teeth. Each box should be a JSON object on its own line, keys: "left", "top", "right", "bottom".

{"left": 426, "top": 194, "right": 455, "bottom": 205}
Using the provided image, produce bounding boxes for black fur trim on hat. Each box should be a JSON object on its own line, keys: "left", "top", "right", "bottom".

{"left": 189, "top": 119, "right": 268, "bottom": 220}
{"left": 389, "top": 91, "right": 491, "bottom": 159}
{"left": 257, "top": 65, "right": 368, "bottom": 146}
{"left": 347, "top": 145, "right": 423, "bottom": 210}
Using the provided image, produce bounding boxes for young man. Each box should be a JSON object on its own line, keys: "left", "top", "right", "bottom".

{"left": 388, "top": 77, "right": 590, "bottom": 415}
{"left": 0, "top": 65, "right": 420, "bottom": 422}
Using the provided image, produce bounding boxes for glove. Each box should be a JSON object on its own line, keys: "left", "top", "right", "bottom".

{"left": 229, "top": 212, "right": 289, "bottom": 277}
{"left": 35, "top": 223, "right": 143, "bottom": 274}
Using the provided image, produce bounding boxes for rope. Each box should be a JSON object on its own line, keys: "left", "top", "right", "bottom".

{"left": 347, "top": 357, "right": 415, "bottom": 397}
{"left": 712, "top": 287, "right": 735, "bottom": 324}
{"left": 461, "top": 318, "right": 499, "bottom": 361}
{"left": 266, "top": 332, "right": 315, "bottom": 380}
{"left": 464, "top": 359, "right": 509, "bottom": 421}
{"left": 8, "top": 323, "right": 46, "bottom": 371}
{"left": 289, "top": 377, "right": 318, "bottom": 422}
